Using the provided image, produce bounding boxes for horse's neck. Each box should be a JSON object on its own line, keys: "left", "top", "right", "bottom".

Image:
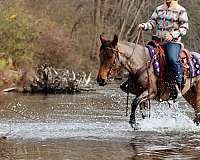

{"left": 117, "top": 42, "right": 150, "bottom": 73}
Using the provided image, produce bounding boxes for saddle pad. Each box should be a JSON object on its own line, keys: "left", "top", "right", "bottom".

{"left": 190, "top": 52, "right": 200, "bottom": 77}
{"left": 146, "top": 45, "right": 161, "bottom": 76}
{"left": 146, "top": 45, "right": 200, "bottom": 78}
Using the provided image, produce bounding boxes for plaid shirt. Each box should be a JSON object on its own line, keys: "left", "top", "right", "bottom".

{"left": 143, "top": 1, "right": 189, "bottom": 42}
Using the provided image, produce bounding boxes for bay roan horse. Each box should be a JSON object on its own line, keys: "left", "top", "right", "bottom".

{"left": 97, "top": 35, "right": 200, "bottom": 128}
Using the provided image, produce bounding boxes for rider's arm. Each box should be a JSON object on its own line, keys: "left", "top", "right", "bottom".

{"left": 142, "top": 9, "right": 158, "bottom": 31}
{"left": 170, "top": 9, "right": 189, "bottom": 39}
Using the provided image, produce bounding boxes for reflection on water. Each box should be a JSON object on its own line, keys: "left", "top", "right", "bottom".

{"left": 0, "top": 83, "right": 200, "bottom": 160}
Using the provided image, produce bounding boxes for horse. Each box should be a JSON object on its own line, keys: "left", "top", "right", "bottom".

{"left": 97, "top": 34, "right": 200, "bottom": 128}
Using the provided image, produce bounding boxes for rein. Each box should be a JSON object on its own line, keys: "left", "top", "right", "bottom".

{"left": 128, "top": 28, "right": 143, "bottom": 59}
{"left": 105, "top": 47, "right": 121, "bottom": 77}
{"left": 126, "top": 29, "right": 143, "bottom": 116}
{"left": 141, "top": 30, "right": 151, "bottom": 118}
{"left": 126, "top": 29, "right": 152, "bottom": 117}
{"left": 126, "top": 29, "right": 152, "bottom": 118}
{"left": 105, "top": 30, "right": 152, "bottom": 117}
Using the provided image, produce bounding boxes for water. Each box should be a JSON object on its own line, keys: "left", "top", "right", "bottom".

{"left": 0, "top": 83, "right": 200, "bottom": 160}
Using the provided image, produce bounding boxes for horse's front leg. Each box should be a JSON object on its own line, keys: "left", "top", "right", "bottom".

{"left": 129, "top": 96, "right": 141, "bottom": 128}
{"left": 129, "top": 90, "right": 155, "bottom": 129}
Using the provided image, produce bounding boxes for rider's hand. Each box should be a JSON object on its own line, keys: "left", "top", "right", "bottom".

{"left": 165, "top": 33, "right": 173, "bottom": 42}
{"left": 138, "top": 23, "right": 145, "bottom": 30}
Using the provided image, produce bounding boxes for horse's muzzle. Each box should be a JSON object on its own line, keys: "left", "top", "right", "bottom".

{"left": 97, "top": 78, "right": 107, "bottom": 86}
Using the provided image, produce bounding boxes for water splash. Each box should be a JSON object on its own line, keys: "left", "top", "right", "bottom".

{"left": 138, "top": 102, "right": 199, "bottom": 132}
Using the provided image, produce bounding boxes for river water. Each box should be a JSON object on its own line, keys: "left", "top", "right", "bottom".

{"left": 0, "top": 83, "right": 200, "bottom": 160}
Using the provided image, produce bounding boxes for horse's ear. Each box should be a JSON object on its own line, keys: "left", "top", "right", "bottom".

{"left": 100, "top": 35, "right": 107, "bottom": 44}
{"left": 111, "top": 35, "right": 118, "bottom": 47}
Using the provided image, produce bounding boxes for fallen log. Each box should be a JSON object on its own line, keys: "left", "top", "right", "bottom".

{"left": 29, "top": 64, "right": 94, "bottom": 94}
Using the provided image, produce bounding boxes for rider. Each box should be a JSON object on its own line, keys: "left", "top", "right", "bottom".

{"left": 138, "top": 0, "right": 189, "bottom": 95}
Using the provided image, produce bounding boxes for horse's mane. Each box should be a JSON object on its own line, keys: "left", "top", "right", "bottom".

{"left": 119, "top": 41, "right": 136, "bottom": 47}
{"left": 119, "top": 41, "right": 145, "bottom": 50}
{"left": 117, "top": 41, "right": 145, "bottom": 57}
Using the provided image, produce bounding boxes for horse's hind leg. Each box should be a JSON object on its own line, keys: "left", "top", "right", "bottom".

{"left": 140, "top": 102, "right": 148, "bottom": 119}
{"left": 193, "top": 81, "right": 200, "bottom": 125}
{"left": 195, "top": 81, "right": 200, "bottom": 125}
{"left": 183, "top": 83, "right": 200, "bottom": 125}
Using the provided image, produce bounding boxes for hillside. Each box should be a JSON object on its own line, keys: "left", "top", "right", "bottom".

{"left": 0, "top": 0, "right": 199, "bottom": 74}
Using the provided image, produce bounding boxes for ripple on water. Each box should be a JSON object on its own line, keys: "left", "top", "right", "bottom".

{"left": 0, "top": 121, "right": 135, "bottom": 140}
{"left": 0, "top": 86, "right": 200, "bottom": 160}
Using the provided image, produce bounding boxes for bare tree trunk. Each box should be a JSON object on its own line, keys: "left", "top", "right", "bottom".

{"left": 89, "top": 0, "right": 101, "bottom": 60}
{"left": 101, "top": 0, "right": 109, "bottom": 29}
{"left": 118, "top": 0, "right": 135, "bottom": 40}
{"left": 126, "top": 0, "right": 145, "bottom": 41}
{"left": 110, "top": 0, "right": 123, "bottom": 24}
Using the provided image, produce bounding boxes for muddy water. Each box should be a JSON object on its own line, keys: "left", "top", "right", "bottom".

{"left": 0, "top": 83, "right": 200, "bottom": 160}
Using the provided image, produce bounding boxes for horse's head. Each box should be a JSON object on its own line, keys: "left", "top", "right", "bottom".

{"left": 97, "top": 35, "right": 118, "bottom": 86}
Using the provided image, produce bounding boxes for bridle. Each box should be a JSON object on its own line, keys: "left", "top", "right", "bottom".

{"left": 100, "top": 45, "right": 122, "bottom": 79}
{"left": 102, "top": 43, "right": 154, "bottom": 79}
{"left": 101, "top": 32, "right": 153, "bottom": 117}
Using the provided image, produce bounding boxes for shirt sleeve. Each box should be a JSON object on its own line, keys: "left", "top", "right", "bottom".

{"left": 143, "top": 9, "right": 158, "bottom": 31}
{"left": 171, "top": 9, "right": 189, "bottom": 39}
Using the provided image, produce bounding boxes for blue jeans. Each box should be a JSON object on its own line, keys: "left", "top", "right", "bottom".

{"left": 163, "top": 42, "right": 182, "bottom": 87}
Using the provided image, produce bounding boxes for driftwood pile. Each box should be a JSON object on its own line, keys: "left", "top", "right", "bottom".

{"left": 30, "top": 64, "right": 92, "bottom": 94}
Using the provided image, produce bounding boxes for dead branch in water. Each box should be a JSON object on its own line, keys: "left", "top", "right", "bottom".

{"left": 30, "top": 64, "right": 93, "bottom": 94}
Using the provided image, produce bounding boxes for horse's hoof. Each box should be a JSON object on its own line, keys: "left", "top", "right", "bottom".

{"left": 129, "top": 121, "right": 139, "bottom": 130}
{"left": 193, "top": 114, "right": 200, "bottom": 126}
{"left": 194, "top": 119, "right": 199, "bottom": 126}
{"left": 142, "top": 114, "right": 147, "bottom": 119}
{"left": 129, "top": 120, "right": 135, "bottom": 128}
{"left": 129, "top": 120, "right": 133, "bottom": 128}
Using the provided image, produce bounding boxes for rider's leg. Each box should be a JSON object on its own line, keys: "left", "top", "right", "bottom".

{"left": 163, "top": 42, "right": 182, "bottom": 90}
